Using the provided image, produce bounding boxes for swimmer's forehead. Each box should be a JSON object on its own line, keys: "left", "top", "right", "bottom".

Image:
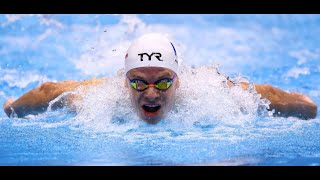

{"left": 127, "top": 67, "right": 176, "bottom": 78}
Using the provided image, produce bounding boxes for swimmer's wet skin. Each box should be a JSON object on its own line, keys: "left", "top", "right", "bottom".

{"left": 125, "top": 66, "right": 179, "bottom": 124}
{"left": 3, "top": 33, "right": 318, "bottom": 123}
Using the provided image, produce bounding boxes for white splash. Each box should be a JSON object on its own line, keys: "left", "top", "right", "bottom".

{"left": 167, "top": 65, "right": 270, "bottom": 128}
{"left": 289, "top": 49, "right": 320, "bottom": 65}
{"left": 58, "top": 65, "right": 272, "bottom": 134}
{"left": 284, "top": 67, "right": 310, "bottom": 79}
{"left": 69, "top": 69, "right": 142, "bottom": 132}
{"left": 0, "top": 68, "right": 53, "bottom": 88}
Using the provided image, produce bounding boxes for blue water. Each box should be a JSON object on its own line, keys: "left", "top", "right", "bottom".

{"left": 0, "top": 14, "right": 319, "bottom": 166}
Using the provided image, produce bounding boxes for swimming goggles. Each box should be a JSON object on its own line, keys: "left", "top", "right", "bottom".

{"left": 127, "top": 75, "right": 176, "bottom": 91}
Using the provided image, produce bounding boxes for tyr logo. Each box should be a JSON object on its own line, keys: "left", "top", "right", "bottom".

{"left": 138, "top": 52, "right": 163, "bottom": 61}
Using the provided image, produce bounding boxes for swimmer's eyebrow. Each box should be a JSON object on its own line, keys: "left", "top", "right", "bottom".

{"left": 127, "top": 71, "right": 146, "bottom": 79}
{"left": 157, "top": 74, "right": 173, "bottom": 79}
{"left": 157, "top": 72, "right": 173, "bottom": 79}
{"left": 129, "top": 72, "right": 173, "bottom": 79}
{"left": 130, "top": 75, "right": 146, "bottom": 80}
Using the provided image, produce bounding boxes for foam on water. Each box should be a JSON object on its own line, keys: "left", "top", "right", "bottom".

{"left": 55, "top": 66, "right": 268, "bottom": 131}
{"left": 0, "top": 68, "right": 53, "bottom": 89}
{"left": 8, "top": 64, "right": 275, "bottom": 138}
{"left": 9, "top": 63, "right": 310, "bottom": 143}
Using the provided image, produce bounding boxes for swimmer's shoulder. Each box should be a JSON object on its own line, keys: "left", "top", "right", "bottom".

{"left": 81, "top": 77, "right": 107, "bottom": 87}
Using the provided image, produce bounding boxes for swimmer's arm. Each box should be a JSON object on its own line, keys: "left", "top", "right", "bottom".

{"left": 239, "top": 82, "right": 317, "bottom": 120}
{"left": 3, "top": 77, "right": 106, "bottom": 118}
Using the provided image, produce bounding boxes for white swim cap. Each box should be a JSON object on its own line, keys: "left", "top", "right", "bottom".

{"left": 125, "top": 33, "right": 179, "bottom": 75}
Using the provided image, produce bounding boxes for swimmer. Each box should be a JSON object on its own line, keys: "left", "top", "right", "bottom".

{"left": 3, "top": 33, "right": 318, "bottom": 124}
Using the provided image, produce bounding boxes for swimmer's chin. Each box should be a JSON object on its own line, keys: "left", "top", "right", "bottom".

{"left": 139, "top": 105, "right": 163, "bottom": 124}
{"left": 142, "top": 116, "right": 162, "bottom": 125}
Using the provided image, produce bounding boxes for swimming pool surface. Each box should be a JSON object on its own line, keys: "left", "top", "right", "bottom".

{"left": 0, "top": 15, "right": 319, "bottom": 165}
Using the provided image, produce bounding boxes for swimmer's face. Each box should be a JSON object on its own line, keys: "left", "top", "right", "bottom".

{"left": 126, "top": 67, "right": 179, "bottom": 124}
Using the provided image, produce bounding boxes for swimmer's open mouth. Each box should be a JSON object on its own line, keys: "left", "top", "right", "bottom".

{"left": 142, "top": 104, "right": 161, "bottom": 113}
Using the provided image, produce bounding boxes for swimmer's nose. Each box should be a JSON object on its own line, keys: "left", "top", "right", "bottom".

{"left": 144, "top": 86, "right": 160, "bottom": 102}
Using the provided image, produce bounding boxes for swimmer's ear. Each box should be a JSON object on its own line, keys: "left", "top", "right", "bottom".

{"left": 176, "top": 78, "right": 180, "bottom": 89}
{"left": 124, "top": 79, "right": 128, "bottom": 88}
